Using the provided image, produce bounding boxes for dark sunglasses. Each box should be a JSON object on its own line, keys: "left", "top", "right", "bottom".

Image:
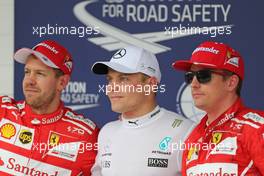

{"left": 185, "top": 70, "right": 227, "bottom": 84}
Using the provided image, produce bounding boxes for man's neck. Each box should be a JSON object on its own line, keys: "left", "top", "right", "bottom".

{"left": 122, "top": 101, "right": 157, "bottom": 119}
{"left": 30, "top": 99, "right": 61, "bottom": 115}
{"left": 206, "top": 95, "right": 238, "bottom": 125}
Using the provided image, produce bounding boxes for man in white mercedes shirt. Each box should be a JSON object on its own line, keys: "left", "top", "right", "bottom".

{"left": 91, "top": 45, "right": 194, "bottom": 176}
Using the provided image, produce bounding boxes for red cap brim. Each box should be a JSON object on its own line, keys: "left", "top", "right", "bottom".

{"left": 172, "top": 60, "right": 193, "bottom": 71}
{"left": 172, "top": 60, "right": 218, "bottom": 71}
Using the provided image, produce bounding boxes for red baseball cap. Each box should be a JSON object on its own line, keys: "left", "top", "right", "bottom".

{"left": 172, "top": 41, "right": 244, "bottom": 80}
{"left": 14, "top": 40, "right": 73, "bottom": 75}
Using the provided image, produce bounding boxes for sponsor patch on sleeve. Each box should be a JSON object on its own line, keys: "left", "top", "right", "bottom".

{"left": 243, "top": 112, "right": 264, "bottom": 125}
{"left": 2, "top": 97, "right": 12, "bottom": 103}
{"left": 65, "top": 111, "right": 96, "bottom": 130}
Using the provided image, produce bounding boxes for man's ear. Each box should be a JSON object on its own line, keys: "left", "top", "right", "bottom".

{"left": 57, "top": 74, "right": 70, "bottom": 92}
{"left": 148, "top": 76, "right": 159, "bottom": 86}
{"left": 226, "top": 74, "right": 239, "bottom": 92}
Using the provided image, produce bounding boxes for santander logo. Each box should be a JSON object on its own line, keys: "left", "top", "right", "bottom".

{"left": 9, "top": 158, "right": 58, "bottom": 176}
{"left": 0, "top": 149, "right": 71, "bottom": 175}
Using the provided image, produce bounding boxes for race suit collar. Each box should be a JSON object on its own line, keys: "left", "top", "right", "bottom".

{"left": 121, "top": 105, "right": 161, "bottom": 128}
{"left": 24, "top": 102, "right": 64, "bottom": 125}
{"left": 203, "top": 98, "right": 244, "bottom": 129}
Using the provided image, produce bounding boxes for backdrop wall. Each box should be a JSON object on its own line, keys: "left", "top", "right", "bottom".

{"left": 15, "top": 0, "right": 264, "bottom": 127}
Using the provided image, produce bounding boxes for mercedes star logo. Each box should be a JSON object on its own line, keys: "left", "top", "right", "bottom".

{"left": 113, "top": 48, "right": 126, "bottom": 59}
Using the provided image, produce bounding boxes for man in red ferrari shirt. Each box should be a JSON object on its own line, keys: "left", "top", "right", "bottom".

{"left": 173, "top": 41, "right": 264, "bottom": 175}
{"left": 0, "top": 40, "right": 99, "bottom": 175}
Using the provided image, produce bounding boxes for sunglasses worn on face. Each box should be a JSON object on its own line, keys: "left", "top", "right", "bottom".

{"left": 185, "top": 70, "right": 228, "bottom": 84}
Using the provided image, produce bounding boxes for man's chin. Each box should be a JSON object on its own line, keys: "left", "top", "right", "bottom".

{"left": 25, "top": 98, "right": 39, "bottom": 107}
{"left": 193, "top": 101, "right": 204, "bottom": 109}
{"left": 111, "top": 105, "right": 124, "bottom": 113}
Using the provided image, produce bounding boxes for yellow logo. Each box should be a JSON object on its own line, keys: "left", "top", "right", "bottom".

{"left": 212, "top": 132, "right": 223, "bottom": 144}
{"left": 0, "top": 123, "right": 16, "bottom": 139}
{"left": 49, "top": 133, "right": 60, "bottom": 147}
{"left": 19, "top": 130, "right": 32, "bottom": 144}
{"left": 187, "top": 146, "right": 198, "bottom": 161}
{"left": 227, "top": 51, "right": 231, "bottom": 58}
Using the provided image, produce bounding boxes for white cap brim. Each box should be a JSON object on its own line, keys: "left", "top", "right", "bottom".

{"left": 14, "top": 48, "right": 59, "bottom": 69}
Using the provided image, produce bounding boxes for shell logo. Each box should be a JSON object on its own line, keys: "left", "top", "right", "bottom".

{"left": 0, "top": 123, "right": 16, "bottom": 139}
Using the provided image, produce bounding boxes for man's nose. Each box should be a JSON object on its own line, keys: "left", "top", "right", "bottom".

{"left": 25, "top": 73, "right": 37, "bottom": 85}
{"left": 190, "top": 76, "right": 200, "bottom": 89}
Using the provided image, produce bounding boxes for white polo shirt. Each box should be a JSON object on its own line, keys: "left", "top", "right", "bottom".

{"left": 92, "top": 106, "right": 195, "bottom": 176}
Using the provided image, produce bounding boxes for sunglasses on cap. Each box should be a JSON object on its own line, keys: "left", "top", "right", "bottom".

{"left": 185, "top": 69, "right": 229, "bottom": 84}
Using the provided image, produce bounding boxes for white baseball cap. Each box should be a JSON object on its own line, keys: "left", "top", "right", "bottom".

{"left": 92, "top": 45, "right": 161, "bottom": 82}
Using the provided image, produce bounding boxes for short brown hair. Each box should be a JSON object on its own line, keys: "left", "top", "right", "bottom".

{"left": 53, "top": 68, "right": 64, "bottom": 78}
{"left": 222, "top": 70, "right": 242, "bottom": 96}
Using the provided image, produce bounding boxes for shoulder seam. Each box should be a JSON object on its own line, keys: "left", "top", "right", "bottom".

{"left": 61, "top": 118, "right": 93, "bottom": 135}
{"left": 241, "top": 112, "right": 264, "bottom": 125}
{"left": 231, "top": 118, "right": 260, "bottom": 129}
{"left": 64, "top": 110, "right": 96, "bottom": 130}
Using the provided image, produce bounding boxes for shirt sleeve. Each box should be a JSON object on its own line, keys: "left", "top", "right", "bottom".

{"left": 178, "top": 119, "right": 196, "bottom": 176}
{"left": 91, "top": 153, "right": 102, "bottom": 176}
{"left": 0, "top": 96, "right": 15, "bottom": 120}
{"left": 91, "top": 123, "right": 110, "bottom": 176}
{"left": 80, "top": 127, "right": 99, "bottom": 176}
{"left": 244, "top": 123, "right": 264, "bottom": 174}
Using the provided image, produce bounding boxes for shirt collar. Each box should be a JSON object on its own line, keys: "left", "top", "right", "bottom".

{"left": 121, "top": 106, "right": 161, "bottom": 128}
{"left": 24, "top": 102, "right": 64, "bottom": 125}
{"left": 203, "top": 98, "right": 244, "bottom": 129}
